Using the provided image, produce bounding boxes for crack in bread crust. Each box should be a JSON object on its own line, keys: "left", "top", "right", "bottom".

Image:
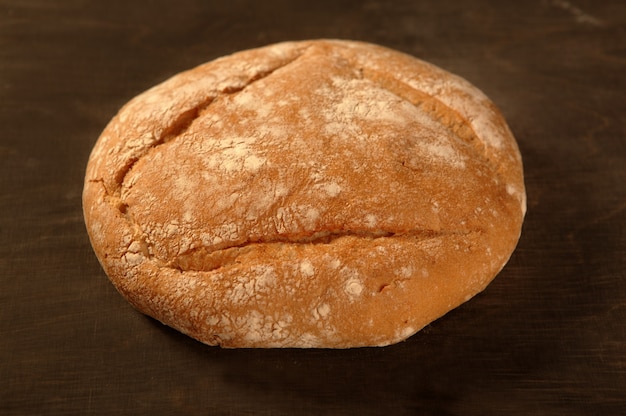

{"left": 113, "top": 47, "right": 309, "bottom": 200}
{"left": 359, "top": 67, "right": 494, "bottom": 170}
{"left": 168, "top": 228, "right": 479, "bottom": 273}
{"left": 103, "top": 49, "right": 310, "bottom": 261}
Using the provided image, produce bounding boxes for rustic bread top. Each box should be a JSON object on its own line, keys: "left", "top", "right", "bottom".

{"left": 83, "top": 40, "right": 526, "bottom": 348}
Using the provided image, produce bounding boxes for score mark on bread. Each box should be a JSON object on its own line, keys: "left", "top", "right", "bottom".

{"left": 83, "top": 40, "right": 526, "bottom": 348}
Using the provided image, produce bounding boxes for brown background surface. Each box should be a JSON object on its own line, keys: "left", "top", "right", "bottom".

{"left": 1, "top": 0, "right": 625, "bottom": 415}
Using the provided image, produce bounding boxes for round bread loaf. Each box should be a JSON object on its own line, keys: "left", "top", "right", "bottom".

{"left": 83, "top": 40, "right": 526, "bottom": 348}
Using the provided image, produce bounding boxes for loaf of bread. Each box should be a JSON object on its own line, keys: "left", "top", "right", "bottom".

{"left": 83, "top": 40, "right": 526, "bottom": 348}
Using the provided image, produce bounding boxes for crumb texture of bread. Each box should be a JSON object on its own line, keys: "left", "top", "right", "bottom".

{"left": 83, "top": 40, "right": 526, "bottom": 348}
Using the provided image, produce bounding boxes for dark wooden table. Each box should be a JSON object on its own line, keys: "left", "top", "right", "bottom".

{"left": 2, "top": 1, "right": 625, "bottom": 414}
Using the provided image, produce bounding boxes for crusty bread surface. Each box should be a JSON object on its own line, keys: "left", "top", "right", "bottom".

{"left": 83, "top": 40, "right": 526, "bottom": 348}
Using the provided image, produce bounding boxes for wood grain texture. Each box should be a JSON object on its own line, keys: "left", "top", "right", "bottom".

{"left": 1, "top": 0, "right": 625, "bottom": 414}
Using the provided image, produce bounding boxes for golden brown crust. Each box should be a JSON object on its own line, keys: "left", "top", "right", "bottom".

{"left": 83, "top": 40, "right": 526, "bottom": 348}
